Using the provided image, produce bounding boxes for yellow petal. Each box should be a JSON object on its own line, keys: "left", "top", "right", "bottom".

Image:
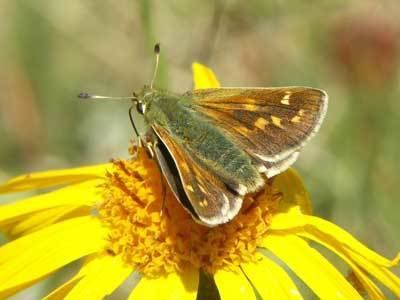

{"left": 270, "top": 209, "right": 400, "bottom": 288}
{"left": 242, "top": 255, "right": 303, "bottom": 299}
{"left": 0, "top": 164, "right": 111, "bottom": 194}
{"left": 5, "top": 206, "right": 89, "bottom": 238}
{"left": 129, "top": 268, "right": 198, "bottom": 300}
{"left": 273, "top": 168, "right": 312, "bottom": 214}
{"left": 64, "top": 254, "right": 133, "bottom": 300}
{"left": 269, "top": 209, "right": 400, "bottom": 298}
{"left": 301, "top": 233, "right": 385, "bottom": 300}
{"left": 44, "top": 254, "right": 121, "bottom": 300}
{"left": 214, "top": 267, "right": 256, "bottom": 300}
{"left": 0, "top": 180, "right": 103, "bottom": 227}
{"left": 192, "top": 62, "right": 221, "bottom": 89}
{"left": 262, "top": 234, "right": 362, "bottom": 300}
{"left": 0, "top": 216, "right": 107, "bottom": 298}
{"left": 270, "top": 207, "right": 395, "bottom": 267}
{"left": 343, "top": 247, "right": 400, "bottom": 297}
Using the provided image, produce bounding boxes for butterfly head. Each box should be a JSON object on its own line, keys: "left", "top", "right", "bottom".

{"left": 132, "top": 85, "right": 158, "bottom": 115}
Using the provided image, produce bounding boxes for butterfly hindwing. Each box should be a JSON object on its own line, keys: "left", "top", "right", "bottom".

{"left": 152, "top": 124, "right": 242, "bottom": 226}
{"left": 188, "top": 87, "right": 327, "bottom": 165}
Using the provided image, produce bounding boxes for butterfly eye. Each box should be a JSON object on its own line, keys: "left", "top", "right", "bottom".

{"left": 136, "top": 102, "right": 146, "bottom": 114}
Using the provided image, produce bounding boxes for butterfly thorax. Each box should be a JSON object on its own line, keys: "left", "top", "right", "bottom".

{"left": 140, "top": 88, "right": 263, "bottom": 194}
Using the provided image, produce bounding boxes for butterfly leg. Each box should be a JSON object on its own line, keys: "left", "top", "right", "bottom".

{"left": 129, "top": 106, "right": 143, "bottom": 159}
{"left": 131, "top": 138, "right": 143, "bottom": 160}
{"left": 145, "top": 141, "right": 155, "bottom": 158}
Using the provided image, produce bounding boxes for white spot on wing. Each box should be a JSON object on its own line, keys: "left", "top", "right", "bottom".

{"left": 281, "top": 92, "right": 291, "bottom": 105}
{"left": 254, "top": 117, "right": 269, "bottom": 130}
{"left": 271, "top": 116, "right": 284, "bottom": 128}
{"left": 291, "top": 115, "right": 301, "bottom": 123}
{"left": 281, "top": 98, "right": 290, "bottom": 105}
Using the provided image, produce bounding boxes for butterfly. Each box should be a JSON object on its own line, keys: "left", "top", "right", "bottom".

{"left": 80, "top": 44, "right": 328, "bottom": 227}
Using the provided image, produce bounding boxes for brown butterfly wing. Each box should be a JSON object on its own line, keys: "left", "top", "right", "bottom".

{"left": 188, "top": 87, "right": 327, "bottom": 165}
{"left": 152, "top": 124, "right": 242, "bottom": 227}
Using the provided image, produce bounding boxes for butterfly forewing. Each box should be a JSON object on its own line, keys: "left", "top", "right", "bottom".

{"left": 188, "top": 87, "right": 328, "bottom": 164}
{"left": 152, "top": 124, "right": 242, "bottom": 227}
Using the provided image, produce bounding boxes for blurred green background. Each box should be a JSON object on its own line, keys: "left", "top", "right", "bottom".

{"left": 0, "top": 0, "right": 399, "bottom": 298}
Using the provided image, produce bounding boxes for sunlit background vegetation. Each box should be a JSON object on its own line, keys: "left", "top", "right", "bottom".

{"left": 1, "top": 0, "right": 399, "bottom": 298}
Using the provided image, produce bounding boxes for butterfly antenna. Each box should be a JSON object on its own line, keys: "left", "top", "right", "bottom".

{"left": 77, "top": 92, "right": 135, "bottom": 101}
{"left": 78, "top": 92, "right": 140, "bottom": 136}
{"left": 150, "top": 43, "right": 160, "bottom": 89}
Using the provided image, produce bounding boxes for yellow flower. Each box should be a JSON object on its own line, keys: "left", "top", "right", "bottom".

{"left": 0, "top": 63, "right": 399, "bottom": 300}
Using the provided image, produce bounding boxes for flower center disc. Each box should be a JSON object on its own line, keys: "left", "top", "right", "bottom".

{"left": 99, "top": 149, "right": 280, "bottom": 277}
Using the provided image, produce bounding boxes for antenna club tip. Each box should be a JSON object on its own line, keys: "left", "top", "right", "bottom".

{"left": 78, "top": 92, "right": 91, "bottom": 99}
{"left": 154, "top": 43, "right": 160, "bottom": 54}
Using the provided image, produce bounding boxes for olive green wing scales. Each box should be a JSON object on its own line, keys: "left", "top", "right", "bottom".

{"left": 188, "top": 87, "right": 328, "bottom": 166}
{"left": 152, "top": 124, "right": 242, "bottom": 227}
